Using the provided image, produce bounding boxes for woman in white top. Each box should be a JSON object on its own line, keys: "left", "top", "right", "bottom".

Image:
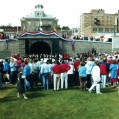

{"left": 67, "top": 60, "right": 74, "bottom": 87}
{"left": 88, "top": 61, "right": 102, "bottom": 94}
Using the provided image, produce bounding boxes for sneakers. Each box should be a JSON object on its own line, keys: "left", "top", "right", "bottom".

{"left": 24, "top": 97, "right": 29, "bottom": 99}
{"left": 97, "top": 92, "right": 102, "bottom": 94}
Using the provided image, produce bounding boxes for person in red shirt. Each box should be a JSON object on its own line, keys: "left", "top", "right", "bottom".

{"left": 60, "top": 60, "right": 71, "bottom": 89}
{"left": 17, "top": 58, "right": 21, "bottom": 69}
{"left": 100, "top": 57, "right": 109, "bottom": 88}
{"left": 52, "top": 61, "right": 61, "bottom": 91}
{"left": 74, "top": 58, "right": 80, "bottom": 86}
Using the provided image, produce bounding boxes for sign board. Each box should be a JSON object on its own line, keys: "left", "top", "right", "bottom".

{"left": 112, "top": 36, "right": 119, "bottom": 48}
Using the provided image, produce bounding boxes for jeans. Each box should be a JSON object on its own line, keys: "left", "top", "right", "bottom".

{"left": 42, "top": 73, "right": 49, "bottom": 90}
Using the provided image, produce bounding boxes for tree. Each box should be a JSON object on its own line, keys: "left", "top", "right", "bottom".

{"left": 61, "top": 26, "right": 70, "bottom": 30}
{"left": 6, "top": 23, "right": 12, "bottom": 27}
{"left": 55, "top": 25, "right": 61, "bottom": 30}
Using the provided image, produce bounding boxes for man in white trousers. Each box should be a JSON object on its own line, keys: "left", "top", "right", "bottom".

{"left": 52, "top": 61, "right": 61, "bottom": 91}
{"left": 60, "top": 60, "right": 71, "bottom": 89}
{"left": 88, "top": 61, "right": 102, "bottom": 94}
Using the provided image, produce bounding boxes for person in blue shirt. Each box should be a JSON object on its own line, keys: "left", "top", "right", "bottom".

{"left": 3, "top": 58, "right": 10, "bottom": 83}
{"left": 40, "top": 59, "right": 51, "bottom": 90}
{"left": 109, "top": 59, "right": 118, "bottom": 88}
{"left": 23, "top": 61, "right": 31, "bottom": 90}
{"left": 3, "top": 59, "right": 9, "bottom": 73}
{"left": 78, "top": 62, "right": 87, "bottom": 91}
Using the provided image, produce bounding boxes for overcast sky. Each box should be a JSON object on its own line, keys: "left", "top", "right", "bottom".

{"left": 0, "top": 0, "right": 119, "bottom": 28}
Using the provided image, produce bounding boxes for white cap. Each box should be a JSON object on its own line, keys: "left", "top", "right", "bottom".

{"left": 43, "top": 59, "right": 47, "bottom": 63}
{"left": 76, "top": 58, "right": 80, "bottom": 60}
{"left": 95, "top": 58, "right": 99, "bottom": 61}
{"left": 112, "top": 57, "right": 116, "bottom": 60}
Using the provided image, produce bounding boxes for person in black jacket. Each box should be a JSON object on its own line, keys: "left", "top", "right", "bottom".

{"left": 0, "top": 60, "right": 3, "bottom": 89}
{"left": 17, "top": 67, "right": 28, "bottom": 99}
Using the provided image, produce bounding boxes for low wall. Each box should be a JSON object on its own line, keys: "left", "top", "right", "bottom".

{"left": 0, "top": 40, "right": 112, "bottom": 58}
{"left": 62, "top": 40, "right": 112, "bottom": 56}
{"left": 0, "top": 40, "right": 19, "bottom": 55}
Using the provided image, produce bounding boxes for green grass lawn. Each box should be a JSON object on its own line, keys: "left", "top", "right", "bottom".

{"left": 0, "top": 84, "right": 119, "bottom": 119}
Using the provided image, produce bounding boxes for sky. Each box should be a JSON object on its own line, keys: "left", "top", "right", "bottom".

{"left": 0, "top": 0, "right": 119, "bottom": 29}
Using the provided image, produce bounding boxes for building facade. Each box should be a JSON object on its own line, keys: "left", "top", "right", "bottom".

{"left": 20, "top": 4, "right": 59, "bottom": 33}
{"left": 0, "top": 26, "right": 21, "bottom": 38}
{"left": 80, "top": 9, "right": 119, "bottom": 37}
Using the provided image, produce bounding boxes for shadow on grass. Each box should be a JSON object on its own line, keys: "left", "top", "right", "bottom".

{"left": 26, "top": 92, "right": 46, "bottom": 99}
{"left": 1, "top": 86, "right": 17, "bottom": 90}
{"left": 68, "top": 86, "right": 80, "bottom": 90}
{"left": 0, "top": 96, "right": 18, "bottom": 103}
{"left": 101, "top": 87, "right": 118, "bottom": 93}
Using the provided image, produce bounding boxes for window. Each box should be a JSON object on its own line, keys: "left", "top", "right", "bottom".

{"left": 27, "top": 21, "right": 31, "bottom": 26}
{"left": 93, "top": 28, "right": 97, "bottom": 31}
{"left": 107, "top": 24, "right": 108, "bottom": 26}
{"left": 105, "top": 28, "right": 109, "bottom": 32}
{"left": 102, "top": 20, "right": 104, "bottom": 23}
{"left": 37, "top": 12, "right": 42, "bottom": 17}
{"left": 102, "top": 16, "right": 104, "bottom": 19}
{"left": 99, "top": 28, "right": 103, "bottom": 32}
{"left": 111, "top": 28, "right": 114, "bottom": 32}
{"left": 48, "top": 22, "right": 52, "bottom": 25}
{"left": 107, "top": 16, "right": 108, "bottom": 19}
{"left": 107, "top": 20, "right": 108, "bottom": 22}
{"left": 36, "top": 21, "right": 40, "bottom": 26}
{"left": 110, "top": 17, "right": 112, "bottom": 19}
{"left": 37, "top": 13, "right": 39, "bottom": 16}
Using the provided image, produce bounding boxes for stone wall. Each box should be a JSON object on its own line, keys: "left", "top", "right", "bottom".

{"left": 62, "top": 40, "right": 112, "bottom": 56}
{"left": 0, "top": 40, "right": 19, "bottom": 55}
{"left": 0, "top": 40, "right": 112, "bottom": 57}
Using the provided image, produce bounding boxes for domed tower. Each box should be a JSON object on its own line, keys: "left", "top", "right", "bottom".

{"left": 35, "top": 4, "right": 44, "bottom": 17}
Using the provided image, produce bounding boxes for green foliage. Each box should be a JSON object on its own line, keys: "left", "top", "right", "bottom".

{"left": 0, "top": 23, "right": 12, "bottom": 28}
{"left": 55, "top": 26, "right": 61, "bottom": 30}
{"left": 62, "top": 26, "right": 70, "bottom": 30}
{"left": 0, "top": 85, "right": 119, "bottom": 119}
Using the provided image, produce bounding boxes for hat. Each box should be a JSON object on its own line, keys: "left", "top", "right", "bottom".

{"left": 95, "top": 58, "right": 99, "bottom": 61}
{"left": 43, "top": 59, "right": 47, "bottom": 63}
{"left": 76, "top": 58, "right": 80, "bottom": 60}
{"left": 112, "top": 57, "right": 116, "bottom": 60}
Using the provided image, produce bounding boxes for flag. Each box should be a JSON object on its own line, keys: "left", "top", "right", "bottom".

{"left": 71, "top": 39, "right": 74, "bottom": 51}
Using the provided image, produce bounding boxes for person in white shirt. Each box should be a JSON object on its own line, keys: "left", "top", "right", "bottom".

{"left": 88, "top": 61, "right": 102, "bottom": 94}
{"left": 67, "top": 60, "right": 74, "bottom": 87}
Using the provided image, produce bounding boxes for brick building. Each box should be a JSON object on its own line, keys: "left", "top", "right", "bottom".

{"left": 80, "top": 9, "right": 119, "bottom": 37}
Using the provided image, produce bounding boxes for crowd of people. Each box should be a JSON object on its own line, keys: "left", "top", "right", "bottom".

{"left": 0, "top": 49, "right": 119, "bottom": 99}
